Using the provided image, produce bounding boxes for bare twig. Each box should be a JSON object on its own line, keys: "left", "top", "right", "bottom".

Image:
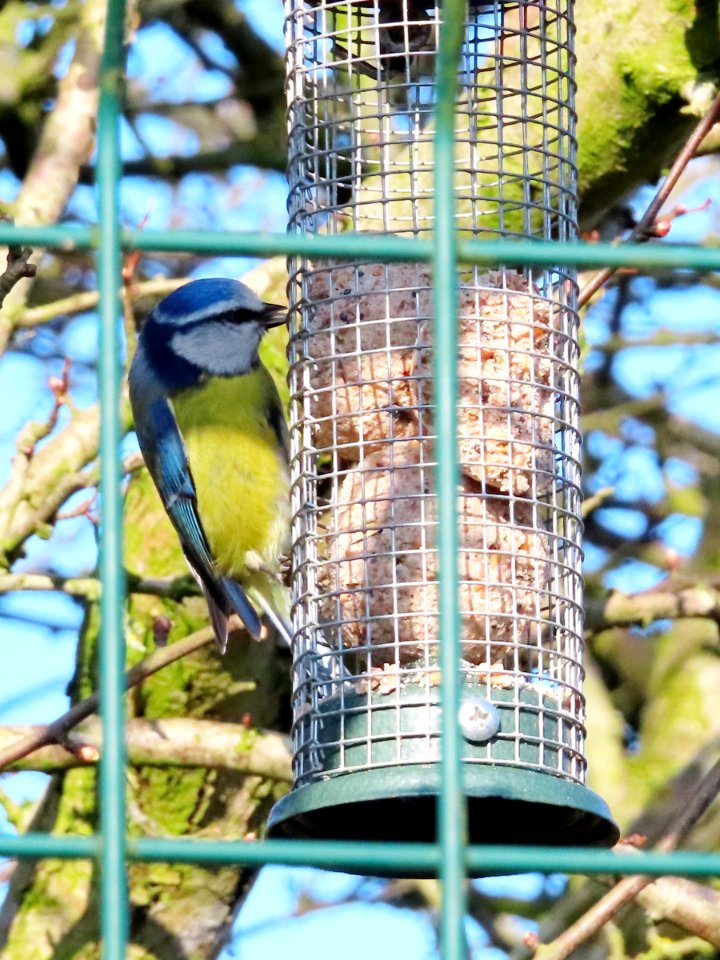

{"left": 581, "top": 486, "right": 614, "bottom": 518}
{"left": 0, "top": 216, "right": 36, "bottom": 308}
{"left": 0, "top": 570, "right": 200, "bottom": 601}
{"left": 578, "top": 90, "right": 720, "bottom": 309}
{"left": 0, "top": 409, "right": 139, "bottom": 565}
{"left": 98, "top": 141, "right": 286, "bottom": 182}
{"left": 580, "top": 392, "right": 666, "bottom": 433}
{"left": 17, "top": 277, "right": 187, "bottom": 330}
{"left": 55, "top": 493, "right": 98, "bottom": 523}
{"left": 15, "top": 358, "right": 72, "bottom": 461}
{"left": 0, "top": 405, "right": 103, "bottom": 563}
{"left": 534, "top": 756, "right": 720, "bottom": 960}
{"left": 0, "top": 0, "right": 109, "bottom": 354}
{"left": 0, "top": 623, "right": 225, "bottom": 771}
{"left": 0, "top": 572, "right": 101, "bottom": 599}
{"left": 601, "top": 328, "right": 720, "bottom": 357}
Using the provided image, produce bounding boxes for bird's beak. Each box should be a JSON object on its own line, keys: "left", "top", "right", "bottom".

{"left": 261, "top": 304, "right": 287, "bottom": 328}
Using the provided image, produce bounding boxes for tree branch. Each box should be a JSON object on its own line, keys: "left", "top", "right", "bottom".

{"left": 0, "top": 0, "right": 108, "bottom": 352}
{"left": 0, "top": 718, "right": 291, "bottom": 782}
{"left": 579, "top": 90, "right": 720, "bottom": 308}
{"left": 0, "top": 400, "right": 139, "bottom": 566}
{"left": 0, "top": 404, "right": 102, "bottom": 564}
{"left": 534, "top": 756, "right": 720, "bottom": 960}
{"left": 600, "top": 329, "right": 720, "bottom": 357}
{"left": 17, "top": 277, "right": 186, "bottom": 330}
{"left": 0, "top": 570, "right": 200, "bottom": 601}
{"left": 580, "top": 393, "right": 667, "bottom": 433}
{"left": 0, "top": 218, "right": 36, "bottom": 308}
{"left": 109, "top": 141, "right": 287, "bottom": 181}
{"left": 0, "top": 405, "right": 111, "bottom": 564}
{"left": 0, "top": 623, "right": 227, "bottom": 771}
{"left": 585, "top": 582, "right": 720, "bottom": 633}
{"left": 635, "top": 876, "right": 720, "bottom": 948}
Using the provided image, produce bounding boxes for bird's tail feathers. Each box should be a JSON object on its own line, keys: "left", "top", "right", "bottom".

{"left": 205, "top": 590, "right": 231, "bottom": 654}
{"left": 186, "top": 558, "right": 262, "bottom": 650}
{"left": 246, "top": 586, "right": 293, "bottom": 647}
{"left": 188, "top": 565, "right": 232, "bottom": 652}
{"left": 221, "top": 577, "right": 263, "bottom": 642}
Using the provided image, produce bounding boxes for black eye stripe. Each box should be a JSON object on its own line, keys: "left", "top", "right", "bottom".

{"left": 228, "top": 308, "right": 264, "bottom": 324}
{"left": 153, "top": 311, "right": 258, "bottom": 335}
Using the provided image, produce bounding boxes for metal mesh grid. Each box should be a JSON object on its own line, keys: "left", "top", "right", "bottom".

{"left": 285, "top": 0, "right": 585, "bottom": 793}
{"left": 286, "top": 0, "right": 576, "bottom": 241}
{"left": 286, "top": 0, "right": 576, "bottom": 240}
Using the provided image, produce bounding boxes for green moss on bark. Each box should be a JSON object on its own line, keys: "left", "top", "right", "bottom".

{"left": 576, "top": 0, "right": 720, "bottom": 226}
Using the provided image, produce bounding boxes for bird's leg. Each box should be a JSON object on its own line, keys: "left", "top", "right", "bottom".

{"left": 243, "top": 550, "right": 283, "bottom": 578}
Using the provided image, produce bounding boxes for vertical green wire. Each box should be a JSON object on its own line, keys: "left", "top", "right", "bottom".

{"left": 97, "top": 0, "right": 128, "bottom": 956}
{"left": 433, "top": 0, "right": 468, "bottom": 957}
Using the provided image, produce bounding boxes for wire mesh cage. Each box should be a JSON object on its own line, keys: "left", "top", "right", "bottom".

{"left": 269, "top": 0, "right": 619, "bottom": 850}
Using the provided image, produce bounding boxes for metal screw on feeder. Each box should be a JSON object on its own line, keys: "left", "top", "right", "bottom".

{"left": 269, "top": 0, "right": 619, "bottom": 860}
{"left": 459, "top": 697, "right": 500, "bottom": 744}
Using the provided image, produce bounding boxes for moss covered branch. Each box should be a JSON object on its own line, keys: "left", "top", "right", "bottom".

{"left": 0, "top": 718, "right": 291, "bottom": 782}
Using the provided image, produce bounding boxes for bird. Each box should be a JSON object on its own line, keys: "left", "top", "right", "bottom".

{"left": 128, "top": 278, "right": 292, "bottom": 653}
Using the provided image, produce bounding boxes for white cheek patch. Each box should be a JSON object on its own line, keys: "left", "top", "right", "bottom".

{"left": 170, "top": 323, "right": 261, "bottom": 376}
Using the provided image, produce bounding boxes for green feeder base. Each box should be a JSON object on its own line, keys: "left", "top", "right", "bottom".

{"left": 268, "top": 765, "right": 618, "bottom": 874}
{"left": 267, "top": 683, "right": 619, "bottom": 872}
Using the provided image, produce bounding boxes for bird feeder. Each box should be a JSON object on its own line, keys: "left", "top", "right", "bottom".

{"left": 269, "top": 0, "right": 619, "bottom": 853}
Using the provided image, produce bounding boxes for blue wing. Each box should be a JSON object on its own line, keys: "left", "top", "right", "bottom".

{"left": 136, "top": 393, "right": 262, "bottom": 650}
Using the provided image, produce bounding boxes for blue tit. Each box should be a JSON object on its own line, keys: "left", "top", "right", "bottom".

{"left": 128, "top": 278, "right": 291, "bottom": 653}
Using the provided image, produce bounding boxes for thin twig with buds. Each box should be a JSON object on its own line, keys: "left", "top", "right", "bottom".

{"left": 578, "top": 90, "right": 720, "bottom": 308}
{"left": 0, "top": 215, "right": 36, "bottom": 309}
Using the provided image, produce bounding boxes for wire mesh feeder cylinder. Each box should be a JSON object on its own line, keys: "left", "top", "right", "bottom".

{"left": 269, "top": 0, "right": 619, "bottom": 855}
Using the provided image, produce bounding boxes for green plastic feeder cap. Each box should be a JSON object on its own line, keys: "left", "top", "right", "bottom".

{"left": 268, "top": 683, "right": 619, "bottom": 871}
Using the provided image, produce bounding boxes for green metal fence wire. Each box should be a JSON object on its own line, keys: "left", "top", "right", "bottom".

{"left": 2, "top": 0, "right": 720, "bottom": 957}
{"left": 433, "top": 0, "right": 469, "bottom": 952}
{"left": 97, "top": 2, "right": 128, "bottom": 957}
{"left": 3, "top": 833, "right": 720, "bottom": 876}
{"left": 6, "top": 224, "right": 720, "bottom": 269}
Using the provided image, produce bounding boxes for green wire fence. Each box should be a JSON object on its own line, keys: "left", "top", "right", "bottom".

{"left": 1, "top": 0, "right": 720, "bottom": 957}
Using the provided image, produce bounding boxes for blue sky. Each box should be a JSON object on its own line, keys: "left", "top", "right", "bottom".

{"left": 0, "top": 2, "right": 719, "bottom": 955}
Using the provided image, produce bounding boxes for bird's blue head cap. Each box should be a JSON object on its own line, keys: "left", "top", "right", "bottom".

{"left": 142, "top": 278, "right": 285, "bottom": 384}
{"left": 152, "top": 278, "right": 270, "bottom": 326}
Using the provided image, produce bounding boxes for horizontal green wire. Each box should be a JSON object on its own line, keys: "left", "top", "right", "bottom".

{"left": 131, "top": 842, "right": 720, "bottom": 877}
{"left": 0, "top": 225, "right": 719, "bottom": 270}
{"left": 1, "top": 835, "right": 720, "bottom": 877}
{"left": 0, "top": 835, "right": 99, "bottom": 859}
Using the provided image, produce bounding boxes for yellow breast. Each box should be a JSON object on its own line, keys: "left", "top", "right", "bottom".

{"left": 171, "top": 369, "right": 289, "bottom": 579}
